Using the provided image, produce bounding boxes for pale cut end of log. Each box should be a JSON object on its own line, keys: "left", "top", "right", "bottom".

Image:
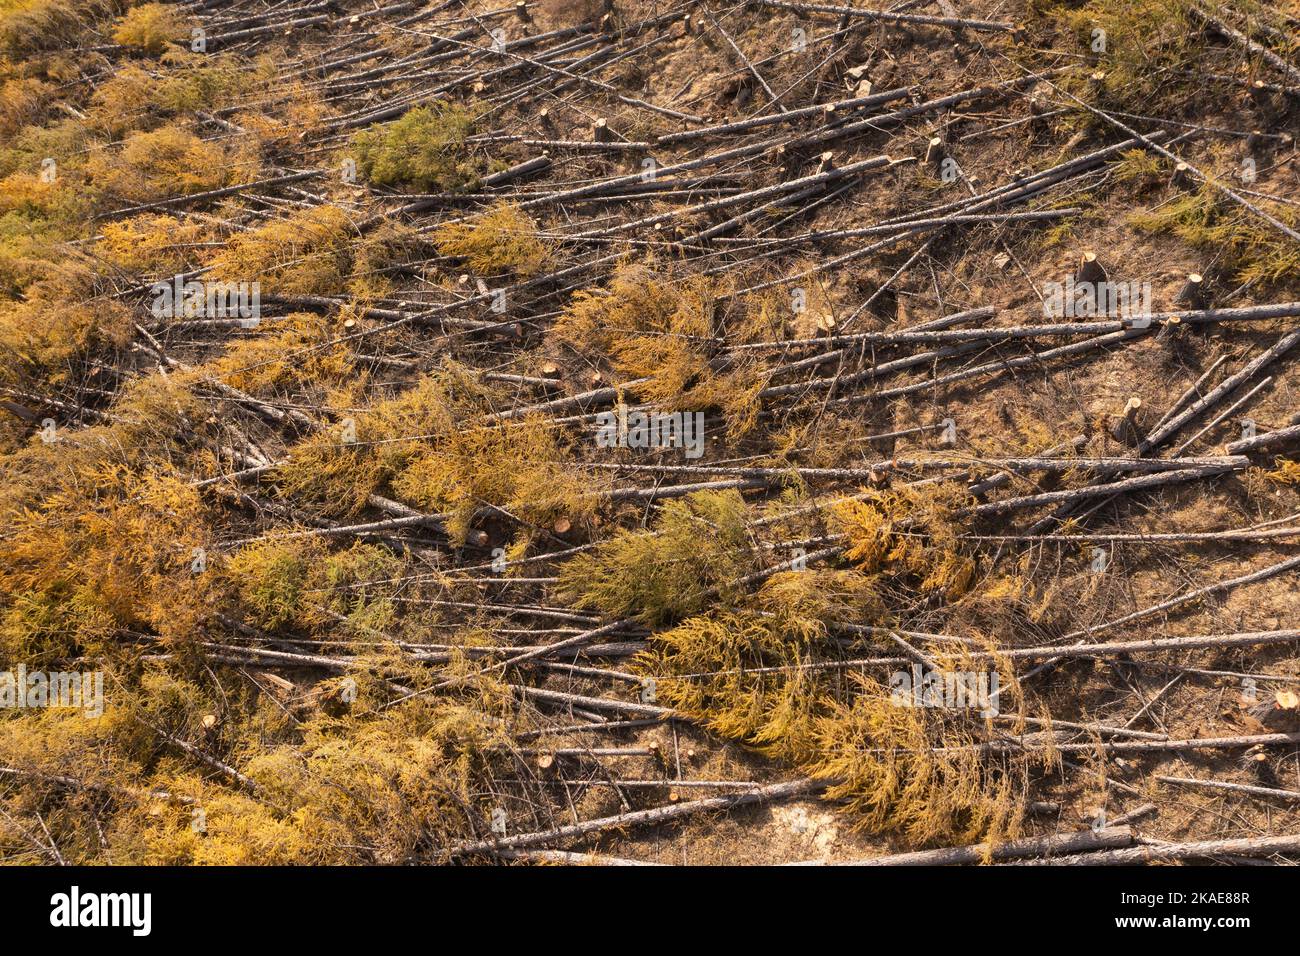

{"left": 1171, "top": 161, "right": 1193, "bottom": 190}
{"left": 1176, "top": 272, "right": 1206, "bottom": 309}
{"left": 201, "top": 714, "right": 218, "bottom": 730}
{"left": 552, "top": 517, "right": 572, "bottom": 535}
{"left": 592, "top": 118, "right": 611, "bottom": 143}
{"left": 768, "top": 142, "right": 789, "bottom": 173}
{"left": 1243, "top": 746, "right": 1274, "bottom": 782}
{"left": 1246, "top": 130, "right": 1267, "bottom": 153}
{"left": 816, "top": 151, "right": 835, "bottom": 174}
{"left": 342, "top": 317, "right": 356, "bottom": 331}
{"left": 535, "top": 752, "right": 554, "bottom": 771}
{"left": 1250, "top": 80, "right": 1280, "bottom": 116}
{"left": 468, "top": 530, "right": 490, "bottom": 548}
{"left": 1251, "top": 690, "right": 1300, "bottom": 731}
{"left": 924, "top": 136, "right": 945, "bottom": 170}
{"left": 540, "top": 362, "right": 560, "bottom": 379}
{"left": 514, "top": 1, "right": 531, "bottom": 24}
{"left": 1109, "top": 396, "right": 1144, "bottom": 444}
{"left": 1075, "top": 251, "right": 1107, "bottom": 288}
{"left": 537, "top": 107, "right": 553, "bottom": 128}
{"left": 1088, "top": 70, "right": 1107, "bottom": 95}
{"left": 589, "top": 371, "right": 604, "bottom": 387}
{"left": 681, "top": 12, "right": 696, "bottom": 34}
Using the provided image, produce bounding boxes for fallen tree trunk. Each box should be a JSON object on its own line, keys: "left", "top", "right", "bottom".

{"left": 968, "top": 461, "right": 1244, "bottom": 517}
{"left": 1141, "top": 330, "right": 1300, "bottom": 452}
{"left": 444, "top": 777, "right": 824, "bottom": 859}
{"left": 1227, "top": 421, "right": 1300, "bottom": 454}
{"left": 794, "top": 826, "right": 1134, "bottom": 866}
{"left": 496, "top": 849, "right": 665, "bottom": 865}
{"left": 756, "top": 0, "right": 1018, "bottom": 32}
{"left": 1012, "top": 832, "right": 1300, "bottom": 865}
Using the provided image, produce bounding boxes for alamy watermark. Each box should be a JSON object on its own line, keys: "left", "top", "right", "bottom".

{"left": 595, "top": 405, "right": 705, "bottom": 459}
{"left": 0, "top": 665, "right": 103, "bottom": 718}
{"left": 890, "top": 665, "right": 999, "bottom": 717}
{"left": 50, "top": 886, "right": 150, "bottom": 936}
{"left": 150, "top": 276, "right": 261, "bottom": 327}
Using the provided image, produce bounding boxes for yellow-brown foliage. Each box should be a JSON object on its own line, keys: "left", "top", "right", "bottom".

{"left": 87, "top": 59, "right": 249, "bottom": 137}
{"left": 144, "top": 691, "right": 517, "bottom": 864}
{"left": 0, "top": 75, "right": 51, "bottom": 135}
{"left": 208, "top": 313, "right": 353, "bottom": 394}
{"left": 0, "top": 462, "right": 216, "bottom": 655}
{"left": 209, "top": 204, "right": 353, "bottom": 296}
{"left": 222, "top": 538, "right": 400, "bottom": 634}
{"left": 641, "top": 578, "right": 1031, "bottom": 847}
{"left": 0, "top": 168, "right": 75, "bottom": 218}
{"left": 88, "top": 126, "right": 254, "bottom": 205}
{"left": 433, "top": 202, "right": 551, "bottom": 277}
{"left": 393, "top": 416, "right": 598, "bottom": 545}
{"left": 807, "top": 671, "right": 1026, "bottom": 846}
{"left": 833, "top": 483, "right": 976, "bottom": 598}
{"left": 348, "top": 221, "right": 427, "bottom": 300}
{"left": 644, "top": 610, "right": 829, "bottom": 763}
{"left": 550, "top": 264, "right": 763, "bottom": 431}
{"left": 1265, "top": 458, "right": 1300, "bottom": 486}
{"left": 275, "top": 366, "right": 495, "bottom": 516}
{"left": 231, "top": 82, "right": 331, "bottom": 150}
{"left": 555, "top": 489, "right": 756, "bottom": 625}
{"left": 0, "top": 0, "right": 125, "bottom": 57}
{"left": 0, "top": 263, "right": 134, "bottom": 386}
{"left": 97, "top": 212, "right": 213, "bottom": 275}
{"left": 111, "top": 2, "right": 185, "bottom": 56}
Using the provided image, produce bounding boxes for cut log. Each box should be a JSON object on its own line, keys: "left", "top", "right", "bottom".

{"left": 793, "top": 826, "right": 1133, "bottom": 866}
{"left": 1013, "top": 832, "right": 1300, "bottom": 866}
{"left": 1227, "top": 421, "right": 1300, "bottom": 454}
{"left": 445, "top": 777, "right": 824, "bottom": 858}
